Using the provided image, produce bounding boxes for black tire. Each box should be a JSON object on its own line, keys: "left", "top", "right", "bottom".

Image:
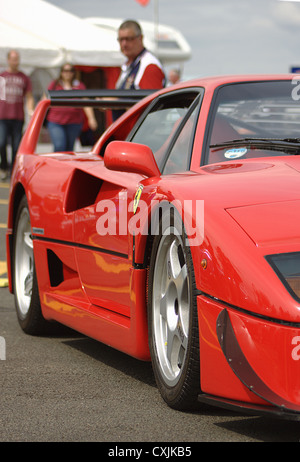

{"left": 13, "top": 196, "right": 48, "bottom": 334}
{"left": 147, "top": 205, "right": 200, "bottom": 410}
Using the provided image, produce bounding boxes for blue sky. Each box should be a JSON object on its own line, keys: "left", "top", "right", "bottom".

{"left": 47, "top": 0, "right": 300, "bottom": 78}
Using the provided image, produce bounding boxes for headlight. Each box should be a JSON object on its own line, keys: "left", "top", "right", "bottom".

{"left": 266, "top": 252, "right": 300, "bottom": 301}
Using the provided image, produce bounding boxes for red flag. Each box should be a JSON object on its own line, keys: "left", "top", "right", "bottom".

{"left": 135, "top": 0, "right": 150, "bottom": 5}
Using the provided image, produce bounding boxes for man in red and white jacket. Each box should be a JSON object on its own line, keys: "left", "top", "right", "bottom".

{"left": 116, "top": 20, "right": 166, "bottom": 91}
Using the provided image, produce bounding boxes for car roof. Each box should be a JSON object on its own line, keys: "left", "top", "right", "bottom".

{"left": 169, "top": 73, "right": 295, "bottom": 90}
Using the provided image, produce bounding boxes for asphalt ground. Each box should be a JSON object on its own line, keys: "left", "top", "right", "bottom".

{"left": 1, "top": 178, "right": 300, "bottom": 445}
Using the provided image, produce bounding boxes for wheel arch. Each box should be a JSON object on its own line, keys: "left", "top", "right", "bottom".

{"left": 137, "top": 198, "right": 198, "bottom": 270}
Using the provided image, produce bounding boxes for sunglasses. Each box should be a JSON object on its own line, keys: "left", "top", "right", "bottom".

{"left": 117, "top": 35, "right": 140, "bottom": 43}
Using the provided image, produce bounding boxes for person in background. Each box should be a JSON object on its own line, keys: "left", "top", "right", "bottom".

{"left": 47, "top": 63, "right": 97, "bottom": 152}
{"left": 0, "top": 50, "right": 35, "bottom": 180}
{"left": 167, "top": 68, "right": 181, "bottom": 86}
{"left": 116, "top": 20, "right": 165, "bottom": 90}
{"left": 113, "top": 20, "right": 165, "bottom": 120}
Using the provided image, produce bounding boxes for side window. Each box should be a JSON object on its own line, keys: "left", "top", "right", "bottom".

{"left": 162, "top": 105, "right": 198, "bottom": 174}
{"left": 129, "top": 91, "right": 200, "bottom": 171}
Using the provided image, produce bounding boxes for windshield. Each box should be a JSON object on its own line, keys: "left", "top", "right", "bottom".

{"left": 205, "top": 80, "right": 300, "bottom": 165}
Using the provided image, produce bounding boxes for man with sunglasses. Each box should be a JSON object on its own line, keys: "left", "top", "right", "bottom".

{"left": 116, "top": 20, "right": 165, "bottom": 91}
{"left": 113, "top": 20, "right": 165, "bottom": 120}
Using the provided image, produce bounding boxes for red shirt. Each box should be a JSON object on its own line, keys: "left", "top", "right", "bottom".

{"left": 0, "top": 71, "right": 32, "bottom": 120}
{"left": 47, "top": 80, "right": 86, "bottom": 125}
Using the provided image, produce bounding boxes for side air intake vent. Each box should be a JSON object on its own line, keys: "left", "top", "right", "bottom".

{"left": 47, "top": 249, "right": 64, "bottom": 287}
{"left": 65, "top": 169, "right": 103, "bottom": 213}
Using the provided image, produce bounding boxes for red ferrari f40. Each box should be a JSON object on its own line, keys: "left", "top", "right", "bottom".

{"left": 6, "top": 75, "right": 300, "bottom": 419}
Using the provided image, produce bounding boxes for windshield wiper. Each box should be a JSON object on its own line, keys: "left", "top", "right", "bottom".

{"left": 210, "top": 137, "right": 300, "bottom": 154}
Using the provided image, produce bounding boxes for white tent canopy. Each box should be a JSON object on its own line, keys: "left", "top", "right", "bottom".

{"left": 0, "top": 0, "right": 123, "bottom": 72}
{"left": 0, "top": 20, "right": 65, "bottom": 69}
{"left": 0, "top": 0, "right": 191, "bottom": 72}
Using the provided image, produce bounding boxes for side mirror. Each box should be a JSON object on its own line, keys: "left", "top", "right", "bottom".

{"left": 104, "top": 141, "right": 160, "bottom": 178}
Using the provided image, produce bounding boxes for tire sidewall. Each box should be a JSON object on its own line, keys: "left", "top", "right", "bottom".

{"left": 147, "top": 203, "right": 199, "bottom": 409}
{"left": 13, "top": 196, "right": 43, "bottom": 333}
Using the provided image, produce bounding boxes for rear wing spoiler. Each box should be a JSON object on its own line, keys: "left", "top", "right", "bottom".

{"left": 48, "top": 89, "right": 155, "bottom": 109}
{"left": 19, "top": 89, "right": 156, "bottom": 154}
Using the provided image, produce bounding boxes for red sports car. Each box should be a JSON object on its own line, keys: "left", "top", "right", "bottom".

{"left": 6, "top": 75, "right": 300, "bottom": 419}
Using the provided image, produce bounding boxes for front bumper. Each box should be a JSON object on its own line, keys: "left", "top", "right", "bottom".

{"left": 197, "top": 294, "right": 300, "bottom": 419}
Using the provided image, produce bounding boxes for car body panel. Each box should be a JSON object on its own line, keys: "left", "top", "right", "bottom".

{"left": 7, "top": 75, "right": 300, "bottom": 418}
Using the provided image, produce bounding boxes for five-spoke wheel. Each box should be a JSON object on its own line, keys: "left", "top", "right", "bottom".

{"left": 148, "top": 206, "right": 200, "bottom": 410}
{"left": 13, "top": 196, "right": 47, "bottom": 334}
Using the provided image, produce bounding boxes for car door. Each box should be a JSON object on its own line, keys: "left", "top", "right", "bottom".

{"left": 73, "top": 89, "right": 202, "bottom": 316}
{"left": 73, "top": 166, "right": 141, "bottom": 317}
